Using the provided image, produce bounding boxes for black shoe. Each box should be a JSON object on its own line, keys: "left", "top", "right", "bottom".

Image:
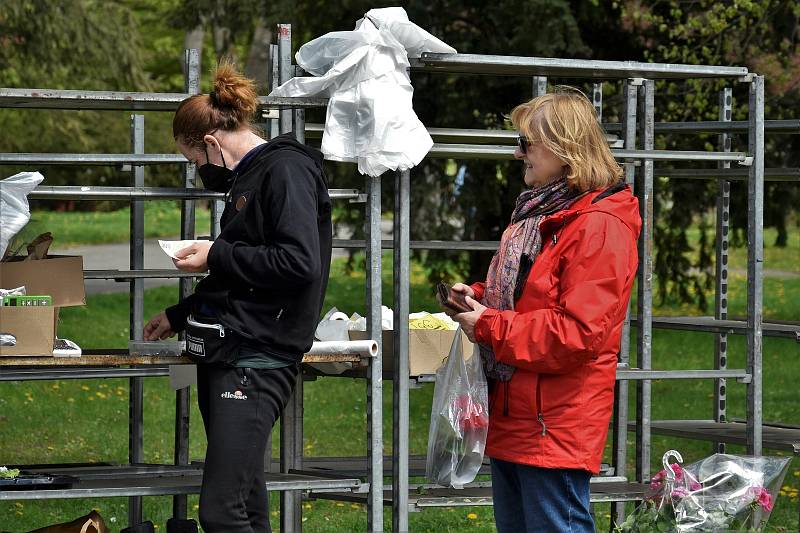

{"left": 120, "top": 522, "right": 155, "bottom": 533}
{"left": 166, "top": 518, "right": 199, "bottom": 533}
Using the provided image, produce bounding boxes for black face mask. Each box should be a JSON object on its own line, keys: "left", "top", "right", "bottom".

{"left": 198, "top": 144, "right": 234, "bottom": 193}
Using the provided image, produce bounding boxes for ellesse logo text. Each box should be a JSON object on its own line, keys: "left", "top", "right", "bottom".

{"left": 220, "top": 390, "right": 248, "bottom": 400}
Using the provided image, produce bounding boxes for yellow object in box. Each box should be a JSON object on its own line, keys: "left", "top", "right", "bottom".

{"left": 408, "top": 313, "right": 454, "bottom": 331}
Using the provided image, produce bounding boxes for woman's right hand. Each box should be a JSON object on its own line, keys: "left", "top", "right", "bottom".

{"left": 451, "top": 283, "right": 475, "bottom": 300}
{"left": 143, "top": 311, "right": 175, "bottom": 341}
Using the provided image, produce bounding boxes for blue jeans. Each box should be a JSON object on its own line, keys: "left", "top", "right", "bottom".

{"left": 491, "top": 458, "right": 594, "bottom": 533}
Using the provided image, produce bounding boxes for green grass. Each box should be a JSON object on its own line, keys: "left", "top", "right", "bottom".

{"left": 1, "top": 240, "right": 798, "bottom": 530}
{"left": 684, "top": 225, "right": 799, "bottom": 274}
{"left": 16, "top": 203, "right": 212, "bottom": 249}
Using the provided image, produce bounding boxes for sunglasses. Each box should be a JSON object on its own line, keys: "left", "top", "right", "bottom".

{"left": 517, "top": 135, "right": 531, "bottom": 153}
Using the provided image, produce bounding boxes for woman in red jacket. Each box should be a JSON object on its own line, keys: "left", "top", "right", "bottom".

{"left": 451, "top": 87, "right": 641, "bottom": 532}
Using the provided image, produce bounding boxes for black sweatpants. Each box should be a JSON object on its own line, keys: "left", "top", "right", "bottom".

{"left": 196, "top": 363, "right": 299, "bottom": 533}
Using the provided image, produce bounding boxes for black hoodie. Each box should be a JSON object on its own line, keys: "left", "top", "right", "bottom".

{"left": 165, "top": 133, "right": 332, "bottom": 363}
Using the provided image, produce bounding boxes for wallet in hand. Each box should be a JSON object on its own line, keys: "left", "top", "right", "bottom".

{"left": 436, "top": 282, "right": 473, "bottom": 314}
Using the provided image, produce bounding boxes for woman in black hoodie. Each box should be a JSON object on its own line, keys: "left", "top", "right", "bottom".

{"left": 144, "top": 62, "right": 332, "bottom": 533}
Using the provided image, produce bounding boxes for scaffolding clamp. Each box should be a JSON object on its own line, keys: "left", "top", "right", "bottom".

{"left": 739, "top": 156, "right": 754, "bottom": 167}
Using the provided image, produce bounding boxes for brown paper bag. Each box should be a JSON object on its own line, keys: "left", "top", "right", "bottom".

{"left": 25, "top": 510, "right": 108, "bottom": 533}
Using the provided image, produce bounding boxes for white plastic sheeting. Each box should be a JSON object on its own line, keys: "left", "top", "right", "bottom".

{"left": 0, "top": 171, "right": 44, "bottom": 258}
{"left": 270, "top": 7, "right": 456, "bottom": 177}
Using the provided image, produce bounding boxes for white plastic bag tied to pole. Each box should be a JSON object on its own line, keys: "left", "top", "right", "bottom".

{"left": 270, "top": 7, "right": 456, "bottom": 177}
{"left": 426, "top": 327, "right": 488, "bottom": 488}
{"left": 0, "top": 171, "right": 44, "bottom": 258}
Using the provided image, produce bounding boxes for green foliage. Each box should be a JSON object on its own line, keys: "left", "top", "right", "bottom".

{"left": 0, "top": 0, "right": 183, "bottom": 191}
{"left": 618, "top": 0, "right": 800, "bottom": 308}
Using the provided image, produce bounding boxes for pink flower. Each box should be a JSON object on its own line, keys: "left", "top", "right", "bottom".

{"left": 756, "top": 487, "right": 774, "bottom": 512}
{"left": 671, "top": 486, "right": 689, "bottom": 499}
{"left": 689, "top": 480, "right": 702, "bottom": 492}
{"left": 669, "top": 463, "right": 684, "bottom": 482}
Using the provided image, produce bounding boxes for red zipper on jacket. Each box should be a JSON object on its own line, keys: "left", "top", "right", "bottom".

{"left": 535, "top": 375, "right": 547, "bottom": 436}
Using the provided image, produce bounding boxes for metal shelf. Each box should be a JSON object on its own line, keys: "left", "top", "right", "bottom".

{"left": 304, "top": 123, "right": 623, "bottom": 147}
{"left": 629, "top": 420, "right": 800, "bottom": 455}
{"left": 616, "top": 368, "right": 750, "bottom": 382}
{"left": 654, "top": 167, "right": 800, "bottom": 181}
{"left": 0, "top": 464, "right": 364, "bottom": 500}
{"left": 310, "top": 479, "right": 647, "bottom": 510}
{"left": 27, "top": 186, "right": 360, "bottom": 201}
{"left": 0, "top": 153, "right": 186, "bottom": 165}
{"left": 410, "top": 368, "right": 750, "bottom": 384}
{"left": 83, "top": 269, "right": 200, "bottom": 280}
{"left": 277, "top": 455, "right": 613, "bottom": 479}
{"left": 425, "top": 144, "right": 749, "bottom": 162}
{"left": 0, "top": 88, "right": 327, "bottom": 111}
{"left": 332, "top": 238, "right": 499, "bottom": 251}
{"left": 631, "top": 316, "right": 800, "bottom": 341}
{"left": 411, "top": 53, "right": 748, "bottom": 79}
{"left": 604, "top": 119, "right": 800, "bottom": 134}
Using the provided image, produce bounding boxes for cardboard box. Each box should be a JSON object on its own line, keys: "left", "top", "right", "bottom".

{"left": 0, "top": 255, "right": 85, "bottom": 306}
{"left": 349, "top": 328, "right": 474, "bottom": 377}
{"left": 0, "top": 255, "right": 85, "bottom": 356}
{"left": 0, "top": 306, "right": 57, "bottom": 356}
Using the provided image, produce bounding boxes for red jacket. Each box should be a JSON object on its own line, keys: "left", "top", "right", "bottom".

{"left": 471, "top": 184, "right": 641, "bottom": 474}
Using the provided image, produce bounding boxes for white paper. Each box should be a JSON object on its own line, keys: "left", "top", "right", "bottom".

{"left": 158, "top": 239, "right": 207, "bottom": 260}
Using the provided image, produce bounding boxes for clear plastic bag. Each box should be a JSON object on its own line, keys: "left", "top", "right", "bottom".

{"left": 0, "top": 171, "right": 44, "bottom": 258}
{"left": 426, "top": 329, "right": 489, "bottom": 488}
{"left": 617, "top": 450, "right": 791, "bottom": 532}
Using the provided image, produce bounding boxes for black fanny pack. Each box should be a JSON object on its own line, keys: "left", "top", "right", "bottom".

{"left": 185, "top": 314, "right": 241, "bottom": 365}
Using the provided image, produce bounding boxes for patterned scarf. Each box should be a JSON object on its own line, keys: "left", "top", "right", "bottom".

{"left": 480, "top": 176, "right": 586, "bottom": 381}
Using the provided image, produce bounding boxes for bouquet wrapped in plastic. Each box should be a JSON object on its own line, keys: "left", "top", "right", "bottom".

{"left": 425, "top": 328, "right": 489, "bottom": 488}
{"left": 617, "top": 450, "right": 791, "bottom": 532}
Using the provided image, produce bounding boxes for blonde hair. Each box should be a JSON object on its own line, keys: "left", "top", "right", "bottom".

{"left": 173, "top": 60, "right": 259, "bottom": 148}
{"left": 510, "top": 86, "right": 622, "bottom": 192}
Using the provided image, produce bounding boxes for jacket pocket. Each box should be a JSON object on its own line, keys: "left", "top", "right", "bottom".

{"left": 536, "top": 374, "right": 547, "bottom": 437}
{"left": 502, "top": 372, "right": 539, "bottom": 421}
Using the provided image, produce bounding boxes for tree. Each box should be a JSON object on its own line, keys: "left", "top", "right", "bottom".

{"left": 0, "top": 0, "right": 158, "bottom": 199}
{"left": 619, "top": 0, "right": 800, "bottom": 308}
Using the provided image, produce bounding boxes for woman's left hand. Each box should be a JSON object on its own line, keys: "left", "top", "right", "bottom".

{"left": 174, "top": 241, "right": 213, "bottom": 273}
{"left": 452, "top": 296, "right": 487, "bottom": 343}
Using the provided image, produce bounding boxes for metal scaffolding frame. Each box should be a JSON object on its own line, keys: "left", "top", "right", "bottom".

{"left": 0, "top": 30, "right": 385, "bottom": 530}
{"left": 2, "top": 30, "right": 800, "bottom": 533}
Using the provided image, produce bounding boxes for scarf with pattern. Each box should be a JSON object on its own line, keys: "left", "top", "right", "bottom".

{"left": 480, "top": 176, "right": 586, "bottom": 381}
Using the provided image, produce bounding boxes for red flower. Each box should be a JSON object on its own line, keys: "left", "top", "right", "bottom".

{"left": 453, "top": 394, "right": 489, "bottom": 432}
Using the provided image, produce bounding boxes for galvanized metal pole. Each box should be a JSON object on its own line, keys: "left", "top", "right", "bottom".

{"left": 269, "top": 44, "right": 281, "bottom": 140}
{"left": 746, "top": 76, "right": 764, "bottom": 457}
{"left": 173, "top": 47, "right": 200, "bottom": 520}
{"left": 612, "top": 79, "right": 637, "bottom": 527}
{"left": 278, "top": 24, "right": 293, "bottom": 136}
{"left": 392, "top": 169, "right": 410, "bottom": 532}
{"left": 714, "top": 87, "right": 733, "bottom": 453}
{"left": 592, "top": 83, "right": 603, "bottom": 122}
{"left": 366, "top": 174, "right": 384, "bottom": 532}
{"left": 277, "top": 22, "right": 304, "bottom": 533}
{"left": 533, "top": 76, "right": 547, "bottom": 98}
{"left": 128, "top": 114, "right": 145, "bottom": 527}
{"left": 635, "top": 80, "right": 654, "bottom": 483}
